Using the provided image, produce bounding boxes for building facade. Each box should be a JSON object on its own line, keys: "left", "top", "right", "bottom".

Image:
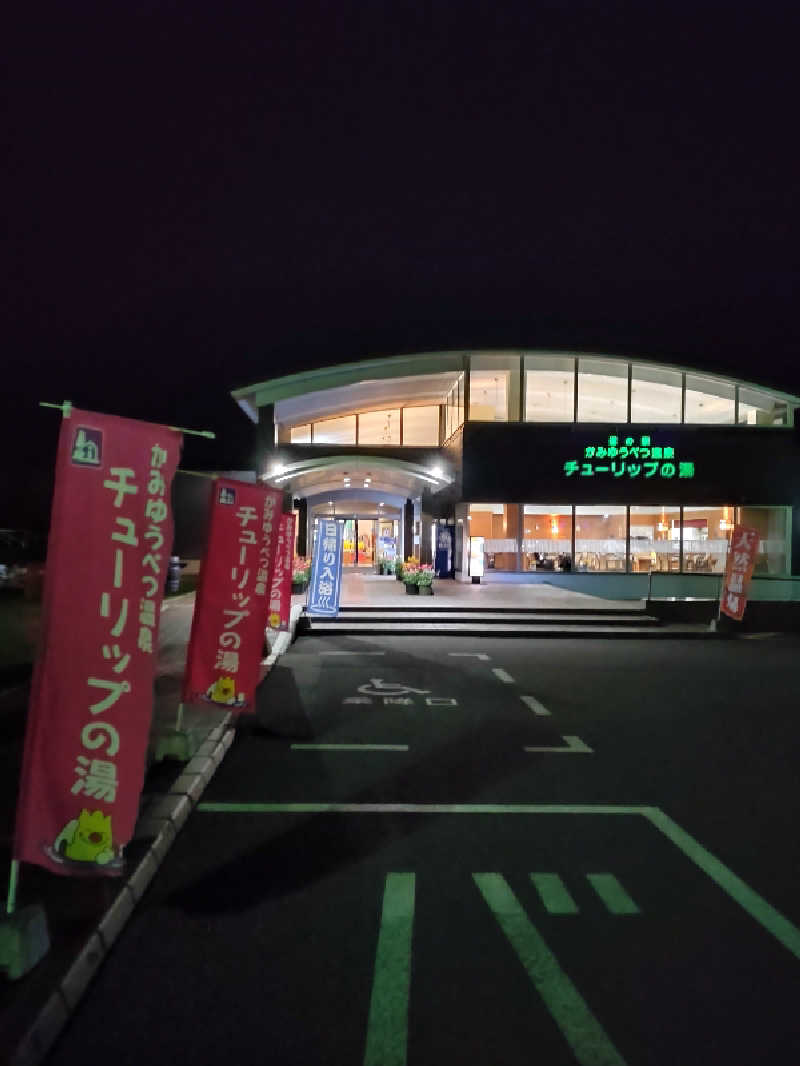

{"left": 231, "top": 351, "right": 800, "bottom": 600}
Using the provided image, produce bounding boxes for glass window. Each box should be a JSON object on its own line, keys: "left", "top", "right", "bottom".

{"left": 289, "top": 424, "right": 311, "bottom": 443}
{"left": 737, "top": 387, "right": 790, "bottom": 426}
{"left": 681, "top": 506, "right": 734, "bottom": 573}
{"left": 312, "top": 415, "right": 356, "bottom": 444}
{"left": 684, "top": 375, "right": 734, "bottom": 424}
{"left": 521, "top": 505, "right": 573, "bottom": 571}
{"left": 469, "top": 355, "right": 519, "bottom": 422}
{"left": 629, "top": 506, "right": 680, "bottom": 573}
{"left": 630, "top": 365, "right": 682, "bottom": 423}
{"left": 402, "top": 405, "right": 440, "bottom": 446}
{"left": 468, "top": 504, "right": 519, "bottom": 571}
{"left": 577, "top": 359, "right": 629, "bottom": 422}
{"left": 358, "top": 409, "right": 400, "bottom": 445}
{"left": 575, "top": 506, "right": 627, "bottom": 572}
{"left": 737, "top": 506, "right": 789, "bottom": 574}
{"left": 444, "top": 372, "right": 465, "bottom": 440}
{"left": 524, "top": 355, "right": 575, "bottom": 422}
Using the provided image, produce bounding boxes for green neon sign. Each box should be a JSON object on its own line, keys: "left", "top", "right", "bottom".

{"left": 563, "top": 435, "right": 695, "bottom": 480}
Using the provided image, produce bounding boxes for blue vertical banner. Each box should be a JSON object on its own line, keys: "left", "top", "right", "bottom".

{"left": 307, "top": 517, "right": 344, "bottom": 617}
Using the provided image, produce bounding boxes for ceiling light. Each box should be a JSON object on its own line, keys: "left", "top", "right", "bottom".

{"left": 431, "top": 465, "right": 443, "bottom": 479}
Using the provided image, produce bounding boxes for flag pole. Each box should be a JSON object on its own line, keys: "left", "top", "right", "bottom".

{"left": 6, "top": 859, "right": 19, "bottom": 915}
{"left": 39, "top": 401, "right": 72, "bottom": 418}
{"left": 170, "top": 426, "right": 216, "bottom": 439}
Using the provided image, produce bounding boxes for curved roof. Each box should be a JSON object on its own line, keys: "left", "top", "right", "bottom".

{"left": 231, "top": 348, "right": 800, "bottom": 425}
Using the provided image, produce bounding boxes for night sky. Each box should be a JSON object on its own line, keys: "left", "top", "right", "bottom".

{"left": 4, "top": 2, "right": 799, "bottom": 527}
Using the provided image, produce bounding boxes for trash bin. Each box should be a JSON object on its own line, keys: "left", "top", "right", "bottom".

{"left": 166, "top": 555, "right": 181, "bottom": 593}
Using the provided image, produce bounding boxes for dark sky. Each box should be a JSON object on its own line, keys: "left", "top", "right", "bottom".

{"left": 4, "top": 2, "right": 800, "bottom": 525}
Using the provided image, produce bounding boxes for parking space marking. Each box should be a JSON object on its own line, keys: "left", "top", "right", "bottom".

{"left": 475, "top": 874, "right": 628, "bottom": 1066}
{"left": 520, "top": 694, "right": 551, "bottom": 716}
{"left": 530, "top": 873, "right": 579, "bottom": 915}
{"left": 449, "top": 652, "right": 490, "bottom": 660}
{"left": 192, "top": 802, "right": 800, "bottom": 960}
{"left": 492, "top": 668, "right": 515, "bottom": 684}
{"left": 363, "top": 873, "right": 415, "bottom": 1066}
{"left": 290, "top": 744, "right": 409, "bottom": 751}
{"left": 321, "top": 651, "right": 386, "bottom": 656}
{"left": 524, "top": 735, "right": 593, "bottom": 754}
{"left": 587, "top": 873, "right": 640, "bottom": 915}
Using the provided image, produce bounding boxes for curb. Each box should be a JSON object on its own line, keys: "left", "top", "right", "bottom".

{"left": 9, "top": 606, "right": 304, "bottom": 1066}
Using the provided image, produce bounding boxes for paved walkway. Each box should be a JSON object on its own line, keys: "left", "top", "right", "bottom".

{"left": 336, "top": 570, "right": 644, "bottom": 611}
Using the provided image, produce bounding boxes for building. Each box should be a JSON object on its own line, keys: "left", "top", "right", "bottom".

{"left": 230, "top": 350, "right": 800, "bottom": 600}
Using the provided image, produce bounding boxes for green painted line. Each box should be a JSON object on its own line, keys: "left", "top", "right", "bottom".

{"left": 586, "top": 873, "right": 640, "bottom": 915}
{"left": 363, "top": 873, "right": 415, "bottom": 1066}
{"left": 644, "top": 807, "right": 800, "bottom": 961}
{"left": 196, "top": 803, "right": 648, "bottom": 815}
{"left": 531, "top": 873, "right": 580, "bottom": 915}
{"left": 290, "top": 744, "right": 409, "bottom": 751}
{"left": 474, "top": 874, "right": 628, "bottom": 1066}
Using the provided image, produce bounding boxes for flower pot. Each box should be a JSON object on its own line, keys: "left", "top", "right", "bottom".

{"left": 404, "top": 582, "right": 419, "bottom": 595}
{"left": 418, "top": 584, "right": 433, "bottom": 595}
{"left": 291, "top": 581, "right": 307, "bottom": 595}
{"left": 396, "top": 571, "right": 404, "bottom": 581}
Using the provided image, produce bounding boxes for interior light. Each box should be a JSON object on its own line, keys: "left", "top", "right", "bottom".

{"left": 431, "top": 465, "right": 444, "bottom": 479}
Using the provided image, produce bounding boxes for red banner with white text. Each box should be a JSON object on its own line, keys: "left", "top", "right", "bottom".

{"left": 14, "top": 410, "right": 181, "bottom": 875}
{"left": 267, "top": 513, "right": 295, "bottom": 632}
{"left": 182, "top": 479, "right": 282, "bottom": 712}
{"left": 719, "top": 524, "right": 760, "bottom": 621}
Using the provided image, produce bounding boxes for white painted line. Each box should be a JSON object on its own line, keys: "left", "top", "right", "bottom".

{"left": 448, "top": 652, "right": 490, "bottom": 660}
{"left": 520, "top": 694, "right": 551, "bottom": 717}
{"left": 524, "top": 735, "right": 593, "bottom": 754}
{"left": 320, "top": 651, "right": 386, "bottom": 656}
{"left": 492, "top": 668, "right": 515, "bottom": 684}
{"left": 290, "top": 743, "right": 409, "bottom": 751}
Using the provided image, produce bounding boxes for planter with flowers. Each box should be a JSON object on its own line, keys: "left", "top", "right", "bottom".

{"left": 394, "top": 559, "right": 405, "bottom": 581}
{"left": 417, "top": 566, "right": 434, "bottom": 595}
{"left": 291, "top": 557, "right": 311, "bottom": 595}
{"left": 402, "top": 564, "right": 420, "bottom": 594}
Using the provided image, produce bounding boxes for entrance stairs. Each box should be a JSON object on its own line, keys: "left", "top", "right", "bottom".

{"left": 299, "top": 604, "right": 710, "bottom": 638}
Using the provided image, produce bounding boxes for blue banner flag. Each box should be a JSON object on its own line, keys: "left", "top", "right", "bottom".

{"left": 307, "top": 517, "right": 344, "bottom": 617}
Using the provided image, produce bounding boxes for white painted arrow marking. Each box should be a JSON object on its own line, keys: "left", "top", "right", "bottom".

{"left": 448, "top": 652, "right": 490, "bottom": 660}
{"left": 524, "top": 735, "right": 593, "bottom": 754}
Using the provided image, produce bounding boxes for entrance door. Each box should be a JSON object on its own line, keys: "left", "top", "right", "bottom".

{"left": 342, "top": 519, "right": 356, "bottom": 566}
{"left": 356, "top": 519, "right": 374, "bottom": 567}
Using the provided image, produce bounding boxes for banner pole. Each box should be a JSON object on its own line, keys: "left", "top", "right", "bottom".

{"left": 6, "top": 859, "right": 19, "bottom": 915}
{"left": 176, "top": 469, "right": 219, "bottom": 479}
{"left": 39, "top": 401, "right": 72, "bottom": 418}
{"left": 175, "top": 702, "right": 185, "bottom": 732}
{"left": 169, "top": 426, "right": 216, "bottom": 439}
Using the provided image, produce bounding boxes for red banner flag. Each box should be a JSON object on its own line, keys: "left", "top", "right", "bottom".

{"left": 719, "top": 524, "right": 760, "bottom": 621}
{"left": 182, "top": 478, "right": 282, "bottom": 712}
{"left": 267, "top": 513, "right": 295, "bottom": 632}
{"left": 14, "top": 410, "right": 181, "bottom": 876}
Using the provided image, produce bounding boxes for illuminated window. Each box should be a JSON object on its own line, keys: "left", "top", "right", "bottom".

{"left": 736, "top": 506, "right": 788, "bottom": 575}
{"left": 737, "top": 387, "right": 789, "bottom": 426}
{"left": 524, "top": 356, "right": 575, "bottom": 421}
{"left": 402, "top": 406, "right": 439, "bottom": 446}
{"left": 629, "top": 506, "right": 680, "bottom": 573}
{"left": 312, "top": 415, "right": 356, "bottom": 444}
{"left": 631, "top": 365, "right": 681, "bottom": 423}
{"left": 469, "top": 355, "right": 519, "bottom": 422}
{"left": 522, "top": 505, "right": 573, "bottom": 571}
{"left": 575, "top": 507, "right": 626, "bottom": 572}
{"left": 577, "top": 359, "right": 628, "bottom": 422}
{"left": 468, "top": 504, "right": 519, "bottom": 571}
{"left": 358, "top": 409, "right": 400, "bottom": 445}
{"left": 684, "top": 375, "right": 734, "bottom": 424}
{"left": 681, "top": 506, "right": 734, "bottom": 573}
{"left": 289, "top": 424, "right": 311, "bottom": 443}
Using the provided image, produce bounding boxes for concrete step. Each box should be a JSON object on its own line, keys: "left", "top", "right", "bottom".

{"left": 324, "top": 610, "right": 659, "bottom": 626}
{"left": 338, "top": 603, "right": 649, "bottom": 616}
{"left": 301, "top": 620, "right": 713, "bottom": 638}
